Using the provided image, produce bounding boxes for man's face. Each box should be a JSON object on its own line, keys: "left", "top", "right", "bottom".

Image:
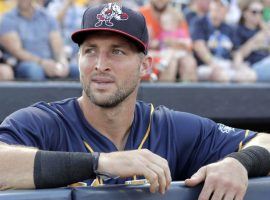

{"left": 197, "top": 0, "right": 211, "bottom": 14}
{"left": 209, "top": 1, "right": 228, "bottom": 27}
{"left": 17, "top": 0, "right": 33, "bottom": 10}
{"left": 78, "top": 32, "right": 147, "bottom": 108}
{"left": 150, "top": 0, "right": 170, "bottom": 12}
{"left": 244, "top": 2, "right": 263, "bottom": 27}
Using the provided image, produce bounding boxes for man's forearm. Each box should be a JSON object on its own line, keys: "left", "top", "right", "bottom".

{"left": 237, "top": 32, "right": 265, "bottom": 59}
{"left": 34, "top": 150, "right": 96, "bottom": 188}
{"left": 232, "top": 133, "right": 270, "bottom": 177}
{"left": 49, "top": 31, "right": 66, "bottom": 63}
{"left": 0, "top": 144, "right": 170, "bottom": 193}
{"left": 243, "top": 133, "right": 270, "bottom": 151}
{"left": 0, "top": 34, "right": 42, "bottom": 64}
{"left": 0, "top": 143, "right": 37, "bottom": 190}
{"left": 12, "top": 49, "right": 42, "bottom": 64}
{"left": 0, "top": 143, "right": 97, "bottom": 190}
{"left": 193, "top": 41, "right": 213, "bottom": 65}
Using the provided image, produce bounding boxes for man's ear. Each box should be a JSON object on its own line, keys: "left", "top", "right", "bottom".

{"left": 140, "top": 55, "right": 152, "bottom": 78}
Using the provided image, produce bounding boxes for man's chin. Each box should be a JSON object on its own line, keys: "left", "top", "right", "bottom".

{"left": 91, "top": 99, "right": 121, "bottom": 108}
{"left": 87, "top": 93, "right": 119, "bottom": 108}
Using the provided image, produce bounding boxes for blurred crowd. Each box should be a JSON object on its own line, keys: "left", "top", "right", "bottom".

{"left": 0, "top": 0, "right": 270, "bottom": 83}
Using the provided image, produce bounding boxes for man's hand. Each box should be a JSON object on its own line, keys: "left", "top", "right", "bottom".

{"left": 185, "top": 157, "right": 248, "bottom": 200}
{"left": 98, "top": 149, "right": 171, "bottom": 194}
{"left": 40, "top": 59, "right": 69, "bottom": 78}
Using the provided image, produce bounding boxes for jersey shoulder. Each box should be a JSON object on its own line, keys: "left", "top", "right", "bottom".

{"left": 3, "top": 97, "right": 78, "bottom": 126}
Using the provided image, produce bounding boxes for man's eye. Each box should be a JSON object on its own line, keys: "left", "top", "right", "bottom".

{"left": 84, "top": 48, "right": 95, "bottom": 54}
{"left": 112, "top": 49, "right": 125, "bottom": 55}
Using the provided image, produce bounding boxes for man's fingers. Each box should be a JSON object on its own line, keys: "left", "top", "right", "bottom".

{"left": 234, "top": 195, "right": 244, "bottom": 200}
{"left": 143, "top": 167, "right": 159, "bottom": 193}
{"left": 223, "top": 182, "right": 245, "bottom": 200}
{"left": 194, "top": 158, "right": 248, "bottom": 200}
{"left": 234, "top": 186, "right": 246, "bottom": 200}
{"left": 146, "top": 162, "right": 166, "bottom": 194}
{"left": 198, "top": 178, "right": 213, "bottom": 200}
{"left": 98, "top": 149, "right": 171, "bottom": 194}
{"left": 140, "top": 149, "right": 171, "bottom": 192}
{"left": 223, "top": 191, "right": 236, "bottom": 200}
{"left": 137, "top": 149, "right": 171, "bottom": 194}
{"left": 164, "top": 165, "right": 171, "bottom": 191}
{"left": 210, "top": 188, "right": 225, "bottom": 200}
{"left": 185, "top": 166, "right": 207, "bottom": 187}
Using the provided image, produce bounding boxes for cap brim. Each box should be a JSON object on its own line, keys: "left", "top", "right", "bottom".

{"left": 71, "top": 28, "right": 147, "bottom": 54}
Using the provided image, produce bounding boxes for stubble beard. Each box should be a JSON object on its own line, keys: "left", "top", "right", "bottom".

{"left": 81, "top": 72, "right": 140, "bottom": 108}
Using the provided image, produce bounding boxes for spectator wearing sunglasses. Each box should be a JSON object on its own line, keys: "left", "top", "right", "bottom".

{"left": 191, "top": 0, "right": 256, "bottom": 82}
{"left": 233, "top": 0, "right": 270, "bottom": 82}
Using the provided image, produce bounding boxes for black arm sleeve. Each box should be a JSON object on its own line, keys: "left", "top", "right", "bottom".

{"left": 227, "top": 146, "right": 270, "bottom": 177}
{"left": 34, "top": 150, "right": 97, "bottom": 188}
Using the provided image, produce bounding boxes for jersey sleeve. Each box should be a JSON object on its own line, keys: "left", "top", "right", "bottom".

{"left": 171, "top": 111, "right": 257, "bottom": 178}
{"left": 0, "top": 105, "right": 62, "bottom": 150}
{"left": 0, "top": 13, "right": 17, "bottom": 36}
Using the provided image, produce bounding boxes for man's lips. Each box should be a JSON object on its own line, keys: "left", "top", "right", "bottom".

{"left": 91, "top": 76, "right": 114, "bottom": 83}
{"left": 91, "top": 76, "right": 114, "bottom": 90}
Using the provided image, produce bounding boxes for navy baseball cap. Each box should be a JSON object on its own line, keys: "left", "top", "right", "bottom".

{"left": 71, "top": 3, "right": 149, "bottom": 54}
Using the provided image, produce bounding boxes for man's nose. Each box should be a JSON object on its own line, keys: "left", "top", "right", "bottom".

{"left": 94, "top": 52, "right": 110, "bottom": 72}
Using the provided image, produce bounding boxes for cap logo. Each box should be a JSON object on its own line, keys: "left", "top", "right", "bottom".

{"left": 95, "top": 3, "right": 128, "bottom": 27}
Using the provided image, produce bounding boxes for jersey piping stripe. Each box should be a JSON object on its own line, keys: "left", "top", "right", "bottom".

{"left": 83, "top": 141, "right": 94, "bottom": 153}
{"left": 83, "top": 103, "right": 154, "bottom": 183}
{"left": 133, "top": 104, "right": 154, "bottom": 180}
{"left": 238, "top": 130, "right": 250, "bottom": 151}
{"left": 138, "top": 104, "right": 154, "bottom": 150}
{"left": 83, "top": 141, "right": 103, "bottom": 185}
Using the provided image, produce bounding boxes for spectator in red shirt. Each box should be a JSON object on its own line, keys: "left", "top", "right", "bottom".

{"left": 140, "top": 0, "right": 197, "bottom": 82}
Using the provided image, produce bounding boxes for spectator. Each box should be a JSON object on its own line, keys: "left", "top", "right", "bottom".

{"left": 191, "top": 0, "right": 256, "bottom": 82}
{"left": 159, "top": 10, "right": 192, "bottom": 55}
{"left": 47, "top": 0, "right": 87, "bottom": 79}
{"left": 183, "top": 0, "right": 211, "bottom": 27}
{"left": 140, "top": 0, "right": 197, "bottom": 82}
{"left": 0, "top": 0, "right": 72, "bottom": 81}
{"left": 158, "top": 8, "right": 197, "bottom": 82}
{"left": 234, "top": 0, "right": 270, "bottom": 82}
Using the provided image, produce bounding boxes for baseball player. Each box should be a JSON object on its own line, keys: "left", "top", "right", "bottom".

{"left": 0, "top": 3, "right": 269, "bottom": 200}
